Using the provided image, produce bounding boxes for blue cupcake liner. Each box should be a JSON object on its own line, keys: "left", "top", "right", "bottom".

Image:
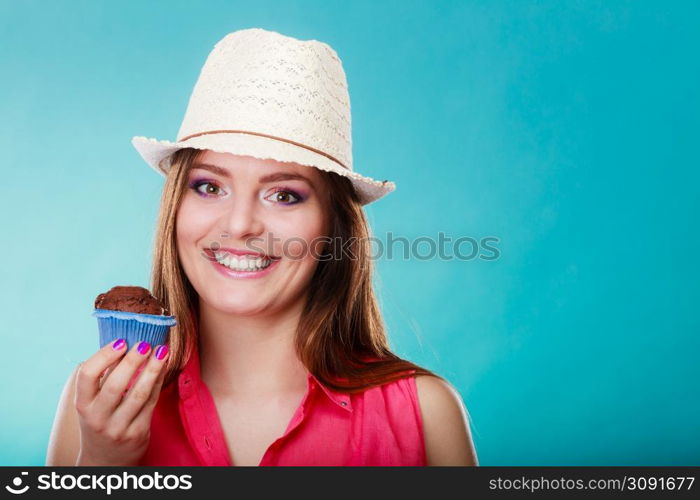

{"left": 93, "top": 308, "right": 177, "bottom": 350}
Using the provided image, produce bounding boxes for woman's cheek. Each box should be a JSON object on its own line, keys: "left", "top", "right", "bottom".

{"left": 284, "top": 231, "right": 325, "bottom": 261}
{"left": 282, "top": 238, "right": 308, "bottom": 260}
{"left": 177, "top": 200, "right": 216, "bottom": 241}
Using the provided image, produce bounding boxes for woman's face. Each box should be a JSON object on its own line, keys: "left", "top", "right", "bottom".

{"left": 176, "top": 150, "right": 329, "bottom": 317}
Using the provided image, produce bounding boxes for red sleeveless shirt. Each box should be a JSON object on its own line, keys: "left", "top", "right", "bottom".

{"left": 136, "top": 341, "right": 427, "bottom": 466}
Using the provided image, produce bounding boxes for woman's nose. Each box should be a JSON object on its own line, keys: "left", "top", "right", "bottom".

{"left": 221, "top": 196, "right": 265, "bottom": 239}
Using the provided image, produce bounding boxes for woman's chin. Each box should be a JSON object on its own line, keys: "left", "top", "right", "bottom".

{"left": 209, "top": 298, "right": 276, "bottom": 317}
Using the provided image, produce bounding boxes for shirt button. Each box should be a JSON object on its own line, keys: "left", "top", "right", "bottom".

{"left": 340, "top": 401, "right": 348, "bottom": 406}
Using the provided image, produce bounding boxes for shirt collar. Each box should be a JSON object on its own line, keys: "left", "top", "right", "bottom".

{"left": 178, "top": 340, "right": 352, "bottom": 412}
{"left": 306, "top": 371, "right": 353, "bottom": 412}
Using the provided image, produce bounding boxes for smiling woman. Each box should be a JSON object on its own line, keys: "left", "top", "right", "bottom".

{"left": 174, "top": 151, "right": 330, "bottom": 319}
{"left": 139, "top": 147, "right": 478, "bottom": 466}
{"left": 46, "top": 28, "right": 478, "bottom": 467}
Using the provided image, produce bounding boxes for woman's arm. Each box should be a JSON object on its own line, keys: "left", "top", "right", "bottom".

{"left": 46, "top": 365, "right": 81, "bottom": 466}
{"left": 415, "top": 375, "right": 479, "bottom": 466}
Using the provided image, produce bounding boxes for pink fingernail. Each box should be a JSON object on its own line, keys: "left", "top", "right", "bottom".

{"left": 112, "top": 338, "right": 126, "bottom": 350}
{"left": 155, "top": 345, "right": 169, "bottom": 360}
{"left": 137, "top": 341, "right": 150, "bottom": 355}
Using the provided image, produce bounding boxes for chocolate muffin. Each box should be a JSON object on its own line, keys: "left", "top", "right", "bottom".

{"left": 92, "top": 285, "right": 176, "bottom": 350}
{"left": 94, "top": 286, "right": 170, "bottom": 316}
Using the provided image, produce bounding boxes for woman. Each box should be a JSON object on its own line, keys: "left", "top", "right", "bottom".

{"left": 46, "top": 28, "right": 478, "bottom": 466}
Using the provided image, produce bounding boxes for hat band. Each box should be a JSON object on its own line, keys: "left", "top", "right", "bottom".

{"left": 179, "top": 129, "right": 348, "bottom": 170}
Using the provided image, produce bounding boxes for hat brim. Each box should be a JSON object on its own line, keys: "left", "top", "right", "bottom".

{"left": 131, "top": 134, "right": 395, "bottom": 206}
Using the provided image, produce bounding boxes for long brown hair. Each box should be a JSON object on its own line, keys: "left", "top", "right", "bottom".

{"left": 150, "top": 148, "right": 442, "bottom": 392}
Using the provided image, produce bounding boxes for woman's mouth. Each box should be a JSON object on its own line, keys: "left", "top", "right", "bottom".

{"left": 210, "top": 251, "right": 280, "bottom": 279}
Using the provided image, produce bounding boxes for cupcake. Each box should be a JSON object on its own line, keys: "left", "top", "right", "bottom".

{"left": 92, "top": 286, "right": 176, "bottom": 350}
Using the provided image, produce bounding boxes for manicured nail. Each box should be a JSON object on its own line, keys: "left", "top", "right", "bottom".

{"left": 137, "top": 341, "right": 151, "bottom": 355}
{"left": 112, "top": 338, "right": 126, "bottom": 350}
{"left": 154, "top": 344, "right": 169, "bottom": 360}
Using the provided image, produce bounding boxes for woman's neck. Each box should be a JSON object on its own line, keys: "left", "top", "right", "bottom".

{"left": 197, "top": 297, "right": 309, "bottom": 399}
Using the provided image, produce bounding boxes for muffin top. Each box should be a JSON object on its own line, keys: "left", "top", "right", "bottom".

{"left": 94, "top": 286, "right": 170, "bottom": 316}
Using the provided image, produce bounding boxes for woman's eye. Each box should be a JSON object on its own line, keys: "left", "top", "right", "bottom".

{"left": 191, "top": 181, "right": 223, "bottom": 197}
{"left": 266, "top": 190, "right": 302, "bottom": 205}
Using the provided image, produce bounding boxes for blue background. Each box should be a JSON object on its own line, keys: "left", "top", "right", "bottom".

{"left": 1, "top": 0, "right": 698, "bottom": 465}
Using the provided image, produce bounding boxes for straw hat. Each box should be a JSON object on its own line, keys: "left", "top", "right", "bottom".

{"left": 131, "top": 28, "right": 395, "bottom": 205}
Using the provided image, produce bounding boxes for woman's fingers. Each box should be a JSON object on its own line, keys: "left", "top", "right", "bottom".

{"left": 92, "top": 341, "right": 152, "bottom": 420}
{"left": 124, "top": 351, "right": 169, "bottom": 436}
{"left": 112, "top": 345, "right": 169, "bottom": 428}
{"left": 98, "top": 362, "right": 120, "bottom": 389}
{"left": 76, "top": 338, "right": 129, "bottom": 410}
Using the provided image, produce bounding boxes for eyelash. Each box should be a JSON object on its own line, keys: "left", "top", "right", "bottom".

{"left": 187, "top": 179, "right": 304, "bottom": 205}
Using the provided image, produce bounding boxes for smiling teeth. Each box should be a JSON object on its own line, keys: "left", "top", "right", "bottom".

{"left": 214, "top": 252, "right": 272, "bottom": 271}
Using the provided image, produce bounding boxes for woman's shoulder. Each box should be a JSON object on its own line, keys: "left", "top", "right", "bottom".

{"left": 414, "top": 374, "right": 462, "bottom": 407}
{"left": 413, "top": 374, "right": 479, "bottom": 465}
{"left": 413, "top": 375, "right": 469, "bottom": 427}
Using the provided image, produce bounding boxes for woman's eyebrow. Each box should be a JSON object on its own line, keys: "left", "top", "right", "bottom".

{"left": 191, "top": 163, "right": 313, "bottom": 187}
{"left": 258, "top": 172, "right": 313, "bottom": 186}
{"left": 191, "top": 163, "right": 231, "bottom": 177}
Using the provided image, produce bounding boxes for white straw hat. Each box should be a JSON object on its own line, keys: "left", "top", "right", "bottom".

{"left": 131, "top": 28, "right": 395, "bottom": 205}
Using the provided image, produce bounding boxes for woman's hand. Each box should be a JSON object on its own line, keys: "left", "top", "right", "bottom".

{"left": 74, "top": 339, "right": 169, "bottom": 466}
